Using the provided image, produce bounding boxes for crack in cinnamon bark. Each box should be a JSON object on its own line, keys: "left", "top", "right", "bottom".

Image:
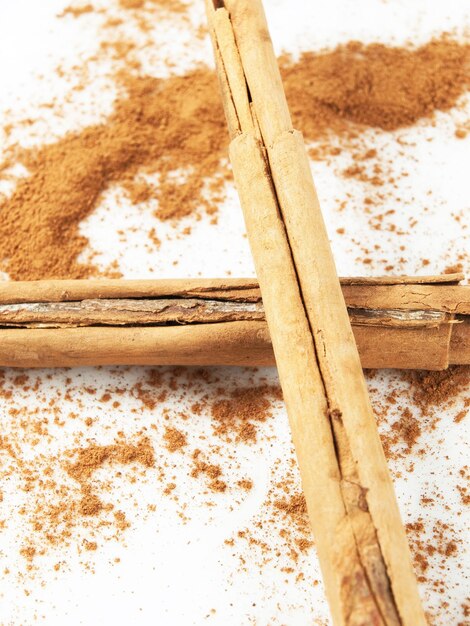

{"left": 283, "top": 226, "right": 401, "bottom": 624}
{"left": 327, "top": 409, "right": 401, "bottom": 624}
{"left": 0, "top": 297, "right": 457, "bottom": 329}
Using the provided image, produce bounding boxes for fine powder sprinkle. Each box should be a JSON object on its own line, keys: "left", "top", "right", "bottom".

{"left": 0, "top": 37, "right": 469, "bottom": 280}
{"left": 0, "top": 364, "right": 468, "bottom": 622}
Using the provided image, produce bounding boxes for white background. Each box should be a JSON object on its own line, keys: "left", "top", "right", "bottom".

{"left": 0, "top": 1, "right": 469, "bottom": 624}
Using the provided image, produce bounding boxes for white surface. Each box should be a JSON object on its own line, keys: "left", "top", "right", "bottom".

{"left": 0, "top": 1, "right": 469, "bottom": 625}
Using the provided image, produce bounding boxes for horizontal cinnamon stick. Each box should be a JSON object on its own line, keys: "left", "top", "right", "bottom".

{"left": 0, "top": 275, "right": 468, "bottom": 369}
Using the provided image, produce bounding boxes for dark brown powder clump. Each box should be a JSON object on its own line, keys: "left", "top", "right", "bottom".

{"left": 390, "top": 407, "right": 422, "bottom": 451}
{"left": 79, "top": 488, "right": 104, "bottom": 516}
{"left": 190, "top": 449, "right": 227, "bottom": 493}
{"left": 274, "top": 493, "right": 310, "bottom": 534}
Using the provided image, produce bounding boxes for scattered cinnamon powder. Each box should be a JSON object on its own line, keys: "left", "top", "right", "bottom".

{"left": 83, "top": 539, "right": 98, "bottom": 551}
{"left": 369, "top": 366, "right": 469, "bottom": 460}
{"left": 237, "top": 479, "right": 253, "bottom": 491}
{"left": 211, "top": 386, "right": 280, "bottom": 443}
{"left": 79, "top": 487, "right": 104, "bottom": 516}
{"left": 66, "top": 436, "right": 155, "bottom": 484}
{"left": 0, "top": 361, "right": 467, "bottom": 621}
{"left": 387, "top": 407, "right": 422, "bottom": 454}
{"left": 118, "top": 0, "right": 187, "bottom": 10}
{"left": 58, "top": 4, "right": 94, "bottom": 18}
{"left": 20, "top": 546, "right": 37, "bottom": 561}
{"left": 190, "top": 449, "right": 227, "bottom": 493}
{"left": 274, "top": 493, "right": 311, "bottom": 542}
{"left": 1, "top": 37, "right": 469, "bottom": 279}
{"left": 406, "top": 518, "right": 463, "bottom": 585}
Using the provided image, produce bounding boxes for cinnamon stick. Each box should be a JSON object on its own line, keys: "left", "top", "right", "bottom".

{"left": 205, "top": 1, "right": 426, "bottom": 624}
{"left": 0, "top": 275, "right": 468, "bottom": 369}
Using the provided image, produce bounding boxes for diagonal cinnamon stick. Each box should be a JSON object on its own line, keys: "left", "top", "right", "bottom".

{"left": 0, "top": 275, "right": 468, "bottom": 370}
{"left": 205, "top": 1, "right": 426, "bottom": 624}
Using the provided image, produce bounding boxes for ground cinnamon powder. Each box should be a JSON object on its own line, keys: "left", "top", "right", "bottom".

{"left": 0, "top": 70, "right": 227, "bottom": 279}
{"left": 66, "top": 436, "right": 155, "bottom": 483}
{"left": 1, "top": 37, "right": 468, "bottom": 279}
{"left": 282, "top": 37, "right": 470, "bottom": 134}
{"left": 118, "top": 0, "right": 186, "bottom": 10}
{"left": 210, "top": 386, "right": 280, "bottom": 443}
{"left": 0, "top": 363, "right": 467, "bottom": 621}
{"left": 370, "top": 366, "right": 469, "bottom": 459}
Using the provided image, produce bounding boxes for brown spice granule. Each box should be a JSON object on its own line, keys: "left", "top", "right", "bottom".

{"left": 444, "top": 263, "right": 464, "bottom": 274}
{"left": 114, "top": 510, "right": 130, "bottom": 531}
{"left": 66, "top": 436, "right": 155, "bottom": 483}
{"left": 407, "top": 366, "right": 470, "bottom": 414}
{"left": 58, "top": 4, "right": 94, "bottom": 18}
{"left": 454, "top": 409, "right": 467, "bottom": 424}
{"left": 295, "top": 538, "right": 314, "bottom": 552}
{"left": 237, "top": 479, "right": 253, "bottom": 491}
{"left": 20, "top": 546, "right": 36, "bottom": 561}
{"left": 83, "top": 539, "right": 98, "bottom": 551}
{"left": 163, "top": 482, "right": 176, "bottom": 496}
{"left": 79, "top": 487, "right": 104, "bottom": 516}
{"left": 210, "top": 386, "right": 280, "bottom": 443}
{"left": 190, "top": 449, "right": 227, "bottom": 493}
{"left": 274, "top": 493, "right": 310, "bottom": 534}
{"left": 456, "top": 466, "right": 470, "bottom": 506}
{"left": 163, "top": 426, "right": 187, "bottom": 453}
{"left": 390, "top": 407, "right": 422, "bottom": 451}
{"left": 118, "top": 0, "right": 185, "bottom": 9}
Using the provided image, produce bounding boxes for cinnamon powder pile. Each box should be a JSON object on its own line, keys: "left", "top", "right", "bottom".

{"left": 1, "top": 37, "right": 469, "bottom": 279}
{"left": 0, "top": 70, "right": 227, "bottom": 279}
{"left": 282, "top": 37, "right": 470, "bottom": 134}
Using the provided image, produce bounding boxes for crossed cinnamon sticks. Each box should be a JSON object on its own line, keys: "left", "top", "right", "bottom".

{"left": 205, "top": 1, "right": 427, "bottom": 624}
{"left": 0, "top": 2, "right": 464, "bottom": 623}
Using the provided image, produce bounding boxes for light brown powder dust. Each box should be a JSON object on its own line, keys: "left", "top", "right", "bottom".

{"left": 0, "top": 37, "right": 469, "bottom": 279}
